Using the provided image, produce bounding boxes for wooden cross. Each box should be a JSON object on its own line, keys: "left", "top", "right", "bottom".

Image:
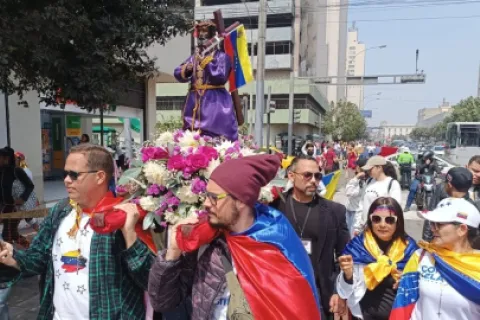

{"left": 212, "top": 10, "right": 245, "bottom": 126}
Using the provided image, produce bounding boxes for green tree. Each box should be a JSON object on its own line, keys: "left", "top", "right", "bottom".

{"left": 155, "top": 117, "right": 183, "bottom": 132}
{"left": 322, "top": 100, "right": 367, "bottom": 141}
{"left": 443, "top": 96, "right": 480, "bottom": 123}
{"left": 409, "top": 127, "right": 432, "bottom": 141}
{"left": 0, "top": 0, "right": 191, "bottom": 110}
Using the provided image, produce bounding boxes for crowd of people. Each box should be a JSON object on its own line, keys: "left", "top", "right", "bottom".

{"left": 0, "top": 140, "right": 479, "bottom": 320}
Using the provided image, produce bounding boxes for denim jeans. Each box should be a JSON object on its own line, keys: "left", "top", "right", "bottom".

{"left": 345, "top": 210, "right": 356, "bottom": 238}
{"left": 0, "top": 285, "right": 11, "bottom": 320}
{"left": 405, "top": 178, "right": 420, "bottom": 208}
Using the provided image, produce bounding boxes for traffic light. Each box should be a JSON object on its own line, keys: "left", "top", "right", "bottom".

{"left": 267, "top": 101, "right": 276, "bottom": 114}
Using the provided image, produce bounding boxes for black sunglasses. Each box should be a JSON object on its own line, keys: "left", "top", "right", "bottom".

{"left": 370, "top": 215, "right": 398, "bottom": 225}
{"left": 293, "top": 171, "right": 323, "bottom": 181}
{"left": 63, "top": 170, "right": 98, "bottom": 181}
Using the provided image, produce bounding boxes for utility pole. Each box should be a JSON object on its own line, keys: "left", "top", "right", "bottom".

{"left": 266, "top": 86, "right": 271, "bottom": 150}
{"left": 254, "top": 0, "right": 267, "bottom": 147}
{"left": 287, "top": 71, "right": 294, "bottom": 155}
{"left": 3, "top": 84, "right": 10, "bottom": 147}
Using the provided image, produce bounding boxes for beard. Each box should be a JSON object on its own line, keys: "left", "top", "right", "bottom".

{"left": 208, "top": 206, "right": 240, "bottom": 230}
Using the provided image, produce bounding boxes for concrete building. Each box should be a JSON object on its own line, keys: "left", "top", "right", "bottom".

{"left": 299, "top": 0, "right": 348, "bottom": 104}
{"left": 345, "top": 23, "right": 365, "bottom": 109}
{"left": 417, "top": 98, "right": 451, "bottom": 124}
{"left": 380, "top": 123, "right": 415, "bottom": 140}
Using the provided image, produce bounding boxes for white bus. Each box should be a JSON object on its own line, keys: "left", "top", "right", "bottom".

{"left": 446, "top": 122, "right": 480, "bottom": 165}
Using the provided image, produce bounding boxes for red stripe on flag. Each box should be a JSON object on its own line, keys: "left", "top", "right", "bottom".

{"left": 223, "top": 34, "right": 237, "bottom": 92}
{"left": 389, "top": 304, "right": 415, "bottom": 320}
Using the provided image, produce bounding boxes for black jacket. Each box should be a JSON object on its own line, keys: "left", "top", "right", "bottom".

{"left": 271, "top": 192, "right": 350, "bottom": 313}
{"left": 0, "top": 165, "right": 34, "bottom": 205}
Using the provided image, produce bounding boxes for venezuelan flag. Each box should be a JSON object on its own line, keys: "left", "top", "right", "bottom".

{"left": 390, "top": 242, "right": 480, "bottom": 320}
{"left": 177, "top": 204, "right": 322, "bottom": 320}
{"left": 224, "top": 25, "right": 254, "bottom": 92}
{"left": 322, "top": 170, "right": 341, "bottom": 200}
{"left": 61, "top": 250, "right": 87, "bottom": 273}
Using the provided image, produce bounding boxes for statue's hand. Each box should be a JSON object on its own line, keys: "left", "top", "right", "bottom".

{"left": 186, "top": 63, "right": 193, "bottom": 72}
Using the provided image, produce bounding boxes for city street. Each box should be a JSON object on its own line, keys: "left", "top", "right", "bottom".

{"left": 5, "top": 177, "right": 424, "bottom": 318}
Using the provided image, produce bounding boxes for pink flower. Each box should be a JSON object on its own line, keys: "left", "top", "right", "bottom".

{"left": 167, "top": 154, "right": 186, "bottom": 171}
{"left": 191, "top": 177, "right": 207, "bottom": 194}
{"left": 186, "top": 153, "right": 209, "bottom": 170}
{"left": 141, "top": 147, "right": 169, "bottom": 162}
{"left": 198, "top": 146, "right": 218, "bottom": 161}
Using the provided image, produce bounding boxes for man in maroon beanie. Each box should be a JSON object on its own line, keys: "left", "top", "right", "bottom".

{"left": 148, "top": 154, "right": 322, "bottom": 320}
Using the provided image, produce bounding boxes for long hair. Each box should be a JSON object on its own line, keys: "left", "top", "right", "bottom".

{"left": 366, "top": 197, "right": 407, "bottom": 243}
{"left": 382, "top": 162, "right": 398, "bottom": 180}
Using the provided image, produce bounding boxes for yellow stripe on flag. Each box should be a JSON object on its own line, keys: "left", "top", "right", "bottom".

{"left": 325, "top": 170, "right": 341, "bottom": 200}
{"left": 236, "top": 25, "right": 254, "bottom": 84}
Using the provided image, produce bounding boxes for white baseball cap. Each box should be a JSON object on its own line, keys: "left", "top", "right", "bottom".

{"left": 417, "top": 198, "right": 480, "bottom": 228}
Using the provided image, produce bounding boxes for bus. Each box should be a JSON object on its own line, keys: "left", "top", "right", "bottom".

{"left": 445, "top": 122, "right": 480, "bottom": 165}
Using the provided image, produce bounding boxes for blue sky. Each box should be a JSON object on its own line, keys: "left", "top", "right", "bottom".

{"left": 347, "top": 1, "right": 480, "bottom": 126}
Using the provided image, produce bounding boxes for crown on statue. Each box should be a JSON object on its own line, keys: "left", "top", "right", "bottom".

{"left": 194, "top": 20, "right": 217, "bottom": 37}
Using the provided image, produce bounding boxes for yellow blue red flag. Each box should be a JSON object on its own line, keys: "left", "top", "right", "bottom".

{"left": 224, "top": 25, "right": 254, "bottom": 92}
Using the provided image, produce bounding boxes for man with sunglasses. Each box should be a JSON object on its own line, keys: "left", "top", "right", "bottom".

{"left": 271, "top": 155, "right": 350, "bottom": 319}
{"left": 0, "top": 144, "right": 154, "bottom": 320}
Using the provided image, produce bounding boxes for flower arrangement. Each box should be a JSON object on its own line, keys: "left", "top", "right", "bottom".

{"left": 116, "top": 130, "right": 275, "bottom": 230}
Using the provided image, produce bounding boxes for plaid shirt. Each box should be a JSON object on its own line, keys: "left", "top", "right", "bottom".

{"left": 1, "top": 199, "right": 154, "bottom": 320}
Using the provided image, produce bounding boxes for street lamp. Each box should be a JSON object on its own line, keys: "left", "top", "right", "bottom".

{"left": 346, "top": 45, "right": 387, "bottom": 107}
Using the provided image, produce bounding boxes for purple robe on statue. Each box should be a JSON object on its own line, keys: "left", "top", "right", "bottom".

{"left": 174, "top": 50, "right": 238, "bottom": 141}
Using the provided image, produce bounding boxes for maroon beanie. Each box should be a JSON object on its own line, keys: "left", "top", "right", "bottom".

{"left": 210, "top": 154, "right": 280, "bottom": 207}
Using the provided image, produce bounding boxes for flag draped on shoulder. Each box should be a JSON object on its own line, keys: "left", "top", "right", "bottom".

{"left": 390, "top": 241, "right": 480, "bottom": 320}
{"left": 177, "top": 203, "right": 322, "bottom": 320}
{"left": 224, "top": 25, "right": 254, "bottom": 92}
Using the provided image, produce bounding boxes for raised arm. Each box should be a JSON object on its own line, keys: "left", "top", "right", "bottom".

{"left": 174, "top": 56, "right": 194, "bottom": 83}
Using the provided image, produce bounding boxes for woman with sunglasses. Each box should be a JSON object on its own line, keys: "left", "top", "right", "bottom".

{"left": 336, "top": 197, "right": 418, "bottom": 320}
{"left": 390, "top": 197, "right": 480, "bottom": 320}
{"left": 354, "top": 156, "right": 401, "bottom": 236}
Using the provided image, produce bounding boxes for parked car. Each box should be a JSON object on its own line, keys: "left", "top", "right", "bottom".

{"left": 433, "top": 145, "right": 445, "bottom": 156}
{"left": 385, "top": 152, "right": 457, "bottom": 178}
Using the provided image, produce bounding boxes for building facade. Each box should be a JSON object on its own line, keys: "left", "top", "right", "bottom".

{"left": 417, "top": 99, "right": 451, "bottom": 124}
{"left": 299, "top": 0, "right": 348, "bottom": 104}
{"left": 345, "top": 23, "right": 365, "bottom": 109}
{"left": 380, "top": 124, "right": 415, "bottom": 140}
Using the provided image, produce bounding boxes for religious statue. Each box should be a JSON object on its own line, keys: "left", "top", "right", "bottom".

{"left": 174, "top": 19, "right": 244, "bottom": 142}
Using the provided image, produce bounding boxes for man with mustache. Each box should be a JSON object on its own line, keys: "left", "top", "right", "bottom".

{"left": 271, "top": 154, "right": 350, "bottom": 319}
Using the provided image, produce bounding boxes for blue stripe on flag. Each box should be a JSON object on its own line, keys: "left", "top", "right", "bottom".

{"left": 229, "top": 29, "right": 247, "bottom": 88}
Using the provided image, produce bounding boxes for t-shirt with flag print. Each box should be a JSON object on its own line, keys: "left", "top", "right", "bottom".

{"left": 52, "top": 208, "right": 93, "bottom": 320}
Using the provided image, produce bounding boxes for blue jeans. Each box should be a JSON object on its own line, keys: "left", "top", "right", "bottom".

{"left": 406, "top": 179, "right": 420, "bottom": 208}
{"left": 345, "top": 210, "right": 356, "bottom": 238}
{"left": 0, "top": 286, "right": 11, "bottom": 320}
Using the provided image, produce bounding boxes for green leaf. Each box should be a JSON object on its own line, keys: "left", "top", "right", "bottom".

{"left": 129, "top": 160, "right": 143, "bottom": 168}
{"left": 143, "top": 212, "right": 155, "bottom": 230}
{"left": 117, "top": 167, "right": 142, "bottom": 185}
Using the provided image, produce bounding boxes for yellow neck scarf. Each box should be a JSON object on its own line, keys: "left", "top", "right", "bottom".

{"left": 363, "top": 230, "right": 407, "bottom": 290}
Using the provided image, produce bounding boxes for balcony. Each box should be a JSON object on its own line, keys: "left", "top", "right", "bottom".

{"left": 195, "top": 0, "right": 294, "bottom": 20}
{"left": 251, "top": 54, "right": 292, "bottom": 70}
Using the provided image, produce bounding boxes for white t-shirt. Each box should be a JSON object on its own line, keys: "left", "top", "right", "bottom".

{"left": 411, "top": 250, "right": 480, "bottom": 320}
{"left": 52, "top": 208, "right": 94, "bottom": 320}
{"left": 211, "top": 263, "right": 238, "bottom": 320}
{"left": 357, "top": 177, "right": 401, "bottom": 232}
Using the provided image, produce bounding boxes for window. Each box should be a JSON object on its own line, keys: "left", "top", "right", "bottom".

{"left": 349, "top": 46, "right": 356, "bottom": 49}
{"left": 265, "top": 41, "right": 292, "bottom": 55}
{"left": 156, "top": 97, "right": 185, "bottom": 110}
{"left": 447, "top": 125, "right": 457, "bottom": 148}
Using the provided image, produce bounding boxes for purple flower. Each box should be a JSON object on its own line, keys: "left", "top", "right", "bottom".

{"left": 160, "top": 221, "right": 168, "bottom": 227}
{"left": 226, "top": 147, "right": 235, "bottom": 155}
{"left": 167, "top": 207, "right": 174, "bottom": 212}
{"left": 147, "top": 184, "right": 161, "bottom": 196}
{"left": 173, "top": 130, "right": 184, "bottom": 142}
{"left": 225, "top": 155, "right": 231, "bottom": 161}
{"left": 166, "top": 196, "right": 180, "bottom": 206}
{"left": 131, "top": 198, "right": 140, "bottom": 205}
{"left": 194, "top": 133, "right": 201, "bottom": 141}
{"left": 154, "top": 209, "right": 164, "bottom": 217}
{"left": 165, "top": 191, "right": 174, "bottom": 198}
{"left": 191, "top": 178, "right": 207, "bottom": 194}
{"left": 116, "top": 185, "right": 128, "bottom": 194}
{"left": 196, "top": 210, "right": 208, "bottom": 218}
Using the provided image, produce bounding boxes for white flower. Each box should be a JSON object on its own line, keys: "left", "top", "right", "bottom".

{"left": 215, "top": 140, "right": 235, "bottom": 157}
{"left": 143, "top": 162, "right": 169, "bottom": 185}
{"left": 178, "top": 130, "right": 201, "bottom": 152}
{"left": 164, "top": 211, "right": 180, "bottom": 225}
{"left": 176, "top": 185, "right": 199, "bottom": 204}
{"left": 258, "top": 185, "right": 274, "bottom": 203}
{"left": 203, "top": 158, "right": 221, "bottom": 179}
{"left": 139, "top": 196, "right": 160, "bottom": 212}
{"left": 240, "top": 147, "right": 257, "bottom": 157}
{"left": 155, "top": 131, "right": 174, "bottom": 146}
